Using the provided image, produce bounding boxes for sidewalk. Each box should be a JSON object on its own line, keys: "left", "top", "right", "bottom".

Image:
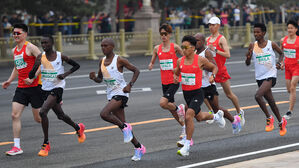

{"left": 218, "top": 150, "right": 299, "bottom": 168}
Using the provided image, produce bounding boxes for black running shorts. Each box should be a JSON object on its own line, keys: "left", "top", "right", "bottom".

{"left": 183, "top": 88, "right": 204, "bottom": 115}
{"left": 42, "top": 87, "right": 63, "bottom": 104}
{"left": 162, "top": 83, "right": 180, "bottom": 103}
{"left": 111, "top": 95, "right": 128, "bottom": 109}
{"left": 256, "top": 77, "right": 276, "bottom": 88}
{"left": 202, "top": 84, "right": 219, "bottom": 101}
{"left": 12, "top": 85, "right": 43, "bottom": 108}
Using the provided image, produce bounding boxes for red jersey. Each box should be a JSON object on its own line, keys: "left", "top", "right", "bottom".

{"left": 207, "top": 34, "right": 228, "bottom": 73}
{"left": 282, "top": 35, "right": 299, "bottom": 65}
{"left": 179, "top": 54, "right": 202, "bottom": 91}
{"left": 157, "top": 43, "right": 178, "bottom": 85}
{"left": 13, "top": 41, "right": 39, "bottom": 88}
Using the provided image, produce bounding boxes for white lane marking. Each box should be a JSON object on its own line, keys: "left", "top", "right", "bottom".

{"left": 64, "top": 85, "right": 106, "bottom": 91}
{"left": 176, "top": 142, "right": 299, "bottom": 168}
{"left": 96, "top": 87, "right": 152, "bottom": 95}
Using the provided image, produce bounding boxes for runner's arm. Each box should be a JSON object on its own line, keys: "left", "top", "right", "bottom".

{"left": 58, "top": 54, "right": 80, "bottom": 79}
{"left": 2, "top": 67, "right": 18, "bottom": 89}
{"left": 205, "top": 49, "right": 216, "bottom": 65}
{"left": 245, "top": 43, "right": 254, "bottom": 66}
{"left": 27, "top": 43, "right": 41, "bottom": 57}
{"left": 29, "top": 53, "right": 42, "bottom": 79}
{"left": 272, "top": 41, "right": 284, "bottom": 70}
{"left": 218, "top": 37, "right": 231, "bottom": 58}
{"left": 120, "top": 58, "right": 140, "bottom": 93}
{"left": 173, "top": 58, "right": 181, "bottom": 84}
{"left": 89, "top": 59, "right": 103, "bottom": 83}
{"left": 199, "top": 56, "right": 218, "bottom": 83}
{"left": 148, "top": 45, "right": 159, "bottom": 70}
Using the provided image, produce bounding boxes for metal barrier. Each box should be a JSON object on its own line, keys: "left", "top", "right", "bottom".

{"left": 0, "top": 23, "right": 288, "bottom": 61}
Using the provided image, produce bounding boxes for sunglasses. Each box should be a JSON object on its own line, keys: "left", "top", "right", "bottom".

{"left": 13, "top": 32, "right": 23, "bottom": 35}
{"left": 181, "top": 45, "right": 192, "bottom": 50}
{"left": 160, "top": 32, "right": 168, "bottom": 36}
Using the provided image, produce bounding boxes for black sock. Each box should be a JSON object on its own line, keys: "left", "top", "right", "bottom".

{"left": 134, "top": 142, "right": 141, "bottom": 148}
{"left": 119, "top": 123, "right": 127, "bottom": 129}
{"left": 75, "top": 124, "right": 80, "bottom": 131}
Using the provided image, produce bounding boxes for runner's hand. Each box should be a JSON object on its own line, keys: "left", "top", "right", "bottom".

{"left": 208, "top": 44, "right": 215, "bottom": 52}
{"left": 148, "top": 63, "right": 153, "bottom": 70}
{"left": 2, "top": 81, "right": 10, "bottom": 89}
{"left": 24, "top": 78, "right": 34, "bottom": 85}
{"left": 173, "top": 74, "right": 179, "bottom": 84}
{"left": 209, "top": 75, "right": 215, "bottom": 84}
{"left": 57, "top": 74, "right": 66, "bottom": 80}
{"left": 123, "top": 85, "right": 131, "bottom": 93}
{"left": 89, "top": 72, "right": 96, "bottom": 80}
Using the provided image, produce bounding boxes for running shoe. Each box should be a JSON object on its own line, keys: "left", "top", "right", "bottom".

{"left": 238, "top": 109, "right": 245, "bottom": 126}
{"left": 122, "top": 123, "right": 133, "bottom": 143}
{"left": 177, "top": 136, "right": 193, "bottom": 147}
{"left": 283, "top": 111, "right": 292, "bottom": 120}
{"left": 177, "top": 144, "right": 190, "bottom": 157}
{"left": 206, "top": 111, "right": 214, "bottom": 124}
{"left": 279, "top": 117, "right": 287, "bottom": 136}
{"left": 177, "top": 104, "right": 186, "bottom": 122}
{"left": 265, "top": 116, "right": 274, "bottom": 132}
{"left": 77, "top": 123, "right": 86, "bottom": 143}
{"left": 38, "top": 143, "right": 51, "bottom": 157}
{"left": 5, "top": 146, "right": 23, "bottom": 156}
{"left": 179, "top": 126, "right": 186, "bottom": 139}
{"left": 131, "top": 144, "right": 146, "bottom": 161}
{"left": 215, "top": 110, "right": 226, "bottom": 128}
{"left": 232, "top": 115, "right": 242, "bottom": 134}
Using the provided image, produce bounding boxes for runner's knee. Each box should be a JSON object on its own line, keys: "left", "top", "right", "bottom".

{"left": 11, "top": 112, "right": 21, "bottom": 120}
{"left": 159, "top": 100, "right": 168, "bottom": 109}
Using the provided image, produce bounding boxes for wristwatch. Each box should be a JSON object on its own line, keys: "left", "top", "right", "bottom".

{"left": 129, "top": 82, "right": 134, "bottom": 87}
{"left": 215, "top": 48, "right": 218, "bottom": 53}
{"left": 211, "top": 74, "right": 215, "bottom": 79}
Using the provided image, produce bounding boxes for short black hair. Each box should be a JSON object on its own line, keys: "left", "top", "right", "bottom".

{"left": 182, "top": 35, "right": 197, "bottom": 47}
{"left": 254, "top": 23, "right": 267, "bottom": 32}
{"left": 42, "top": 34, "right": 54, "bottom": 44}
{"left": 287, "top": 20, "right": 298, "bottom": 29}
{"left": 159, "top": 23, "right": 172, "bottom": 33}
{"left": 13, "top": 23, "right": 28, "bottom": 33}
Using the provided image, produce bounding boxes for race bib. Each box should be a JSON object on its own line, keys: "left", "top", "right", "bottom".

{"left": 284, "top": 48, "right": 296, "bottom": 58}
{"left": 14, "top": 53, "right": 27, "bottom": 69}
{"left": 41, "top": 69, "right": 58, "bottom": 81}
{"left": 256, "top": 54, "right": 271, "bottom": 65}
{"left": 181, "top": 73, "right": 196, "bottom": 85}
{"left": 104, "top": 77, "right": 118, "bottom": 89}
{"left": 160, "top": 59, "right": 173, "bottom": 70}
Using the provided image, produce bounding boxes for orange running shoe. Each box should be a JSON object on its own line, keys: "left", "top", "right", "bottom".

{"left": 77, "top": 123, "right": 86, "bottom": 143}
{"left": 38, "top": 143, "right": 50, "bottom": 157}
{"left": 279, "top": 117, "right": 287, "bottom": 136}
{"left": 265, "top": 116, "right": 274, "bottom": 132}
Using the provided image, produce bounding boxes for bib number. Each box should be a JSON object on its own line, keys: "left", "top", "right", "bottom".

{"left": 256, "top": 54, "right": 271, "bottom": 65}
{"left": 284, "top": 49, "right": 296, "bottom": 58}
{"left": 14, "top": 53, "right": 27, "bottom": 69}
{"left": 104, "top": 77, "right": 118, "bottom": 89}
{"left": 181, "top": 73, "right": 196, "bottom": 85}
{"left": 41, "top": 69, "right": 58, "bottom": 81}
{"left": 160, "top": 59, "right": 173, "bottom": 70}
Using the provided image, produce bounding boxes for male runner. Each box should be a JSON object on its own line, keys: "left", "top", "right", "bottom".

{"left": 280, "top": 20, "right": 299, "bottom": 119}
{"left": 90, "top": 38, "right": 146, "bottom": 161}
{"left": 246, "top": 23, "right": 287, "bottom": 136}
{"left": 194, "top": 33, "right": 242, "bottom": 135}
{"left": 206, "top": 16, "right": 245, "bottom": 126}
{"left": 174, "top": 35, "right": 226, "bottom": 157}
{"left": 148, "top": 23, "right": 186, "bottom": 139}
{"left": 28, "top": 35, "right": 86, "bottom": 156}
{"left": 2, "top": 23, "right": 42, "bottom": 156}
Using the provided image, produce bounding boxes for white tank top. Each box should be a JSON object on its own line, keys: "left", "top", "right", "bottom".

{"left": 252, "top": 40, "right": 277, "bottom": 80}
{"left": 198, "top": 48, "right": 214, "bottom": 87}
{"left": 101, "top": 55, "right": 129, "bottom": 100}
{"left": 41, "top": 51, "right": 65, "bottom": 91}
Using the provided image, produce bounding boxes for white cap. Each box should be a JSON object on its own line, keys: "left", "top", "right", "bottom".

{"left": 208, "top": 17, "right": 221, "bottom": 24}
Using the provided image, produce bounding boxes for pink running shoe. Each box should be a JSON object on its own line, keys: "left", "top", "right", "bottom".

{"left": 77, "top": 123, "right": 86, "bottom": 143}
{"left": 131, "top": 144, "right": 146, "bottom": 161}
{"left": 177, "top": 104, "right": 186, "bottom": 122}
{"left": 6, "top": 146, "right": 23, "bottom": 156}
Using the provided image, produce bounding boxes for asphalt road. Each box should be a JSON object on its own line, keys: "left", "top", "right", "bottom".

{"left": 0, "top": 48, "right": 298, "bottom": 168}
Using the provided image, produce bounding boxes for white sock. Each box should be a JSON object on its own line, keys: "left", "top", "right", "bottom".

{"left": 14, "top": 138, "right": 20, "bottom": 148}
{"left": 176, "top": 105, "right": 181, "bottom": 112}
{"left": 185, "top": 139, "right": 191, "bottom": 147}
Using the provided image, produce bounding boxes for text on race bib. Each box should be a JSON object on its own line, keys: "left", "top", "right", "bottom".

{"left": 14, "top": 53, "right": 27, "bottom": 69}
{"left": 181, "top": 73, "right": 196, "bottom": 85}
{"left": 104, "top": 77, "right": 118, "bottom": 88}
{"left": 160, "top": 59, "right": 173, "bottom": 70}
{"left": 41, "top": 69, "right": 58, "bottom": 81}
{"left": 284, "top": 49, "right": 296, "bottom": 58}
{"left": 256, "top": 54, "right": 272, "bottom": 65}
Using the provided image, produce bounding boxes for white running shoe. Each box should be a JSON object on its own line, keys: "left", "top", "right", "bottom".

{"left": 131, "top": 144, "right": 146, "bottom": 161}
{"left": 177, "top": 144, "right": 190, "bottom": 157}
{"left": 206, "top": 111, "right": 214, "bottom": 124}
{"left": 283, "top": 111, "right": 292, "bottom": 120}
{"left": 238, "top": 109, "right": 245, "bottom": 126}
{"left": 177, "top": 104, "right": 186, "bottom": 122}
{"left": 177, "top": 137, "right": 193, "bottom": 147}
{"left": 214, "top": 110, "right": 226, "bottom": 128}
